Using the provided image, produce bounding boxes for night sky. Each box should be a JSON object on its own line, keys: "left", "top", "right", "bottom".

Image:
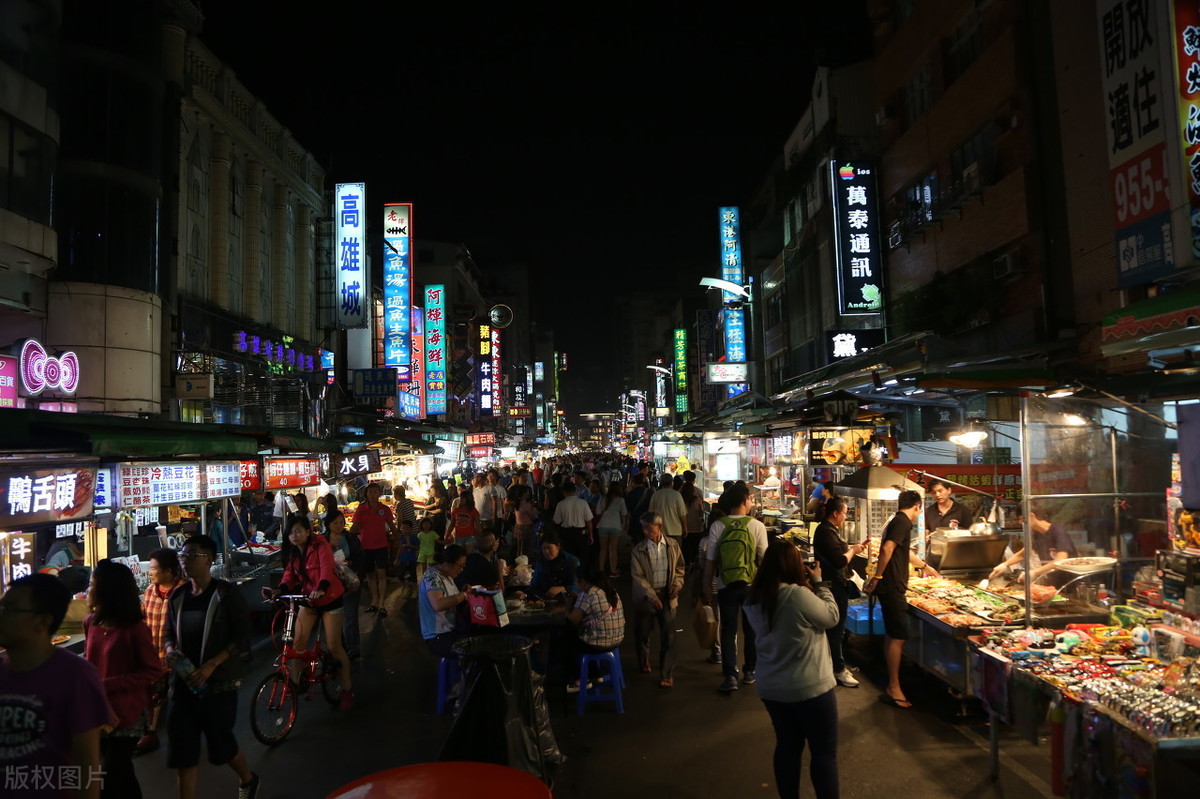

{"left": 196, "top": 1, "right": 870, "bottom": 409}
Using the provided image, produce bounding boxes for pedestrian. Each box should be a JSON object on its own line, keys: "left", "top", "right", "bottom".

{"left": 1, "top": 574, "right": 111, "bottom": 799}
{"left": 137, "top": 547, "right": 186, "bottom": 756}
{"left": 350, "top": 483, "right": 398, "bottom": 618}
{"left": 680, "top": 481, "right": 706, "bottom": 566}
{"left": 866, "top": 489, "right": 937, "bottom": 709}
{"left": 631, "top": 511, "right": 686, "bottom": 688}
{"left": 416, "top": 517, "right": 441, "bottom": 579}
{"left": 594, "top": 479, "right": 628, "bottom": 578}
{"left": 449, "top": 490, "right": 482, "bottom": 552}
{"left": 163, "top": 535, "right": 258, "bottom": 799}
{"left": 395, "top": 518, "right": 420, "bottom": 586}
{"left": 513, "top": 481, "right": 540, "bottom": 563}
{"left": 812, "top": 496, "right": 869, "bottom": 688}
{"left": 326, "top": 511, "right": 363, "bottom": 660}
{"left": 552, "top": 482, "right": 594, "bottom": 565}
{"left": 84, "top": 559, "right": 162, "bottom": 799}
{"left": 744, "top": 541, "right": 841, "bottom": 799}
{"left": 426, "top": 478, "right": 451, "bottom": 537}
{"left": 703, "top": 483, "right": 769, "bottom": 693}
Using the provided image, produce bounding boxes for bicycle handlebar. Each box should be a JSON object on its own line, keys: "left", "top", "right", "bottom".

{"left": 264, "top": 594, "right": 312, "bottom": 605}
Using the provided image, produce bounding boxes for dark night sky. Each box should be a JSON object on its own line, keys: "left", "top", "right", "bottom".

{"left": 195, "top": 1, "right": 870, "bottom": 409}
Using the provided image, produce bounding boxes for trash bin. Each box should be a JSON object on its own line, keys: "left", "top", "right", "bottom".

{"left": 438, "top": 634, "right": 563, "bottom": 785}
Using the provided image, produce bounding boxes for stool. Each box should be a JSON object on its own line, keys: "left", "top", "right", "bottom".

{"left": 577, "top": 649, "right": 625, "bottom": 714}
{"left": 436, "top": 658, "right": 461, "bottom": 714}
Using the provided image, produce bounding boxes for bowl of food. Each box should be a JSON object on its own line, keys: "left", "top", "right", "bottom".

{"left": 1054, "top": 556, "right": 1117, "bottom": 575}
{"left": 507, "top": 598, "right": 524, "bottom": 611}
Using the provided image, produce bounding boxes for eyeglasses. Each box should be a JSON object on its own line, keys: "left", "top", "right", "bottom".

{"left": 179, "top": 551, "right": 211, "bottom": 560}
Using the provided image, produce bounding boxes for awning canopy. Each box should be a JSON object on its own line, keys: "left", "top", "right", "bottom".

{"left": 833, "top": 465, "right": 924, "bottom": 500}
{"left": 88, "top": 429, "right": 259, "bottom": 457}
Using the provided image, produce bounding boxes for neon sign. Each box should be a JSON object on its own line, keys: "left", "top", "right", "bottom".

{"left": 20, "top": 339, "right": 80, "bottom": 395}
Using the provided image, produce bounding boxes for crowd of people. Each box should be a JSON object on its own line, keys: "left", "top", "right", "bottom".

{"left": 2, "top": 451, "right": 895, "bottom": 799}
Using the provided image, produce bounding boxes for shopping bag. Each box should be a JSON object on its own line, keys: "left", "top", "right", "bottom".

{"left": 692, "top": 601, "right": 718, "bottom": 649}
{"left": 467, "top": 589, "right": 510, "bottom": 628}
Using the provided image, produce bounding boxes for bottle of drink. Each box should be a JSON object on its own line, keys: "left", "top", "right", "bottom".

{"left": 168, "top": 651, "right": 206, "bottom": 694}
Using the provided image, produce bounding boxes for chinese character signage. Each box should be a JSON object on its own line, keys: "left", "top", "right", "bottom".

{"left": 263, "top": 458, "right": 322, "bottom": 490}
{"left": 491, "top": 327, "right": 502, "bottom": 417}
{"left": 534, "top": 361, "right": 544, "bottom": 382}
{"left": 93, "top": 466, "right": 112, "bottom": 510}
{"left": 424, "top": 284, "right": 447, "bottom": 414}
{"left": 383, "top": 202, "right": 413, "bottom": 378}
{"left": 2, "top": 532, "right": 36, "bottom": 591}
{"left": 232, "top": 331, "right": 316, "bottom": 373}
{"left": 717, "top": 206, "right": 748, "bottom": 397}
{"left": 478, "top": 325, "right": 494, "bottom": 416}
{"left": 239, "top": 460, "right": 261, "bottom": 491}
{"left": 826, "top": 328, "right": 886, "bottom": 361}
{"left": 397, "top": 307, "right": 424, "bottom": 421}
{"left": 0, "top": 354, "right": 17, "bottom": 407}
{"left": 1099, "top": 0, "right": 1175, "bottom": 287}
{"left": 352, "top": 367, "right": 399, "bottom": 400}
{"left": 334, "top": 183, "right": 367, "bottom": 329}
{"left": 466, "top": 433, "right": 496, "bottom": 446}
{"left": 0, "top": 467, "right": 96, "bottom": 527}
{"left": 1172, "top": 4, "right": 1200, "bottom": 260}
{"left": 204, "top": 462, "right": 242, "bottom": 500}
{"left": 673, "top": 329, "right": 688, "bottom": 414}
{"left": 507, "top": 406, "right": 532, "bottom": 417}
{"left": 117, "top": 463, "right": 202, "bottom": 509}
{"left": 696, "top": 309, "right": 719, "bottom": 414}
{"left": 829, "top": 162, "right": 884, "bottom": 317}
{"left": 330, "top": 450, "right": 382, "bottom": 479}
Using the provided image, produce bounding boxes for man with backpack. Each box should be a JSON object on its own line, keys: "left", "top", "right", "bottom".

{"left": 703, "top": 483, "right": 769, "bottom": 693}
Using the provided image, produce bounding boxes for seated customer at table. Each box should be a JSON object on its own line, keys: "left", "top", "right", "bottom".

{"left": 457, "top": 531, "right": 505, "bottom": 591}
{"left": 418, "top": 545, "right": 470, "bottom": 658}
{"left": 564, "top": 567, "right": 625, "bottom": 691}
{"left": 530, "top": 531, "right": 580, "bottom": 599}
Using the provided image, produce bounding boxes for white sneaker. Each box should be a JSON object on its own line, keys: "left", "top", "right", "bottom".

{"left": 836, "top": 669, "right": 860, "bottom": 688}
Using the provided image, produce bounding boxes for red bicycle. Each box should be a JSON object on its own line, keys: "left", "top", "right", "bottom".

{"left": 250, "top": 595, "right": 342, "bottom": 745}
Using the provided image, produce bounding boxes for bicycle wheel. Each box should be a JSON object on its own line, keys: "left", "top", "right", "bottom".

{"left": 250, "top": 673, "right": 297, "bottom": 745}
{"left": 320, "top": 653, "right": 343, "bottom": 705}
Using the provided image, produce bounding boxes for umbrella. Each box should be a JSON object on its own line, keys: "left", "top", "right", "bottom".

{"left": 833, "top": 465, "right": 924, "bottom": 500}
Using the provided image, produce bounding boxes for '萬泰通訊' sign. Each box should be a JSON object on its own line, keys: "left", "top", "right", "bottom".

{"left": 830, "top": 162, "right": 884, "bottom": 317}
{"left": 335, "top": 183, "right": 368, "bottom": 329}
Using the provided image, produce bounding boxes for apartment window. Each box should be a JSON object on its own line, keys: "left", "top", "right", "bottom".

{"left": 904, "top": 63, "right": 932, "bottom": 124}
{"left": 0, "top": 113, "right": 56, "bottom": 225}
{"left": 943, "top": 12, "right": 983, "bottom": 85}
{"left": 904, "top": 170, "right": 939, "bottom": 223}
{"left": 950, "top": 124, "right": 996, "bottom": 190}
{"left": 765, "top": 288, "right": 786, "bottom": 330}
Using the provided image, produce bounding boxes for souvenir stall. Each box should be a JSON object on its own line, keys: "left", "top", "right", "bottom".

{"left": 0, "top": 457, "right": 98, "bottom": 649}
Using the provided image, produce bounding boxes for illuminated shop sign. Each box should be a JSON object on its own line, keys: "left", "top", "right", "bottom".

{"left": 320, "top": 348, "right": 335, "bottom": 385}
{"left": 239, "top": 460, "right": 261, "bottom": 491}
{"left": 717, "top": 206, "right": 747, "bottom": 397}
{"left": 383, "top": 202, "right": 413, "bottom": 379}
{"left": 118, "top": 463, "right": 203, "bottom": 508}
{"left": 204, "top": 462, "right": 242, "bottom": 499}
{"left": 535, "top": 362, "right": 544, "bottom": 382}
{"left": 20, "top": 339, "right": 80, "bottom": 396}
{"left": 424, "top": 284, "right": 447, "bottom": 414}
{"left": 829, "top": 162, "right": 884, "bottom": 317}
{"left": 233, "top": 332, "right": 316, "bottom": 372}
{"left": 1, "top": 466, "right": 96, "bottom": 527}
{"left": 1171, "top": 5, "right": 1200, "bottom": 262}
{"left": 435, "top": 440, "right": 463, "bottom": 461}
{"left": 466, "top": 433, "right": 496, "bottom": 446}
{"left": 491, "top": 327, "right": 502, "bottom": 417}
{"left": 352, "top": 368, "right": 399, "bottom": 399}
{"left": 0, "top": 355, "right": 15, "bottom": 408}
{"left": 263, "top": 458, "right": 322, "bottom": 490}
{"left": 329, "top": 449, "right": 382, "bottom": 478}
{"left": 707, "top": 362, "right": 748, "bottom": 383}
{"left": 674, "top": 329, "right": 688, "bottom": 414}
{"left": 507, "top": 406, "right": 532, "bottom": 417}
{"left": 479, "top": 325, "right": 494, "bottom": 416}
{"left": 334, "top": 183, "right": 368, "bottom": 328}
{"left": 827, "top": 328, "right": 886, "bottom": 361}
{"left": 398, "top": 307, "right": 424, "bottom": 421}
{"left": 2, "top": 532, "right": 36, "bottom": 588}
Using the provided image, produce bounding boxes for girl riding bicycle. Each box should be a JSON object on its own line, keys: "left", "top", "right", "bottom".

{"left": 265, "top": 515, "right": 354, "bottom": 709}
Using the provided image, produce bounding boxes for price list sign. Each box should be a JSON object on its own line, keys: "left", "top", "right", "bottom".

{"left": 264, "top": 458, "right": 321, "bottom": 490}
{"left": 240, "top": 460, "right": 261, "bottom": 491}
{"left": 204, "top": 462, "right": 242, "bottom": 499}
{"left": 118, "top": 464, "right": 203, "bottom": 509}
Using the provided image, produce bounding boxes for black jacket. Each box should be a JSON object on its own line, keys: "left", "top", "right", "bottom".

{"left": 163, "top": 578, "right": 252, "bottom": 686}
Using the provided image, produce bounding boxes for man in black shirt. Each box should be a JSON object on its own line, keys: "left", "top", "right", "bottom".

{"left": 248, "top": 491, "right": 279, "bottom": 541}
{"left": 866, "top": 490, "right": 937, "bottom": 709}
{"left": 459, "top": 531, "right": 503, "bottom": 590}
{"left": 924, "top": 479, "right": 974, "bottom": 532}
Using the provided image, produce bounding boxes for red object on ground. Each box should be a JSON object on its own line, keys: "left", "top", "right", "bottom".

{"left": 325, "top": 762, "right": 552, "bottom": 799}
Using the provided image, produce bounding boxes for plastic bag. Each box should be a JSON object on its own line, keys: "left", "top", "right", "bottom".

{"left": 693, "top": 601, "right": 718, "bottom": 649}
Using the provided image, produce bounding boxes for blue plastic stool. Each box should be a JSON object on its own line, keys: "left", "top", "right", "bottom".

{"left": 577, "top": 648, "right": 625, "bottom": 714}
{"left": 436, "top": 657, "right": 461, "bottom": 714}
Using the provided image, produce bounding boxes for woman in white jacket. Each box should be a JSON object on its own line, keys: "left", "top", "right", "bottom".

{"left": 744, "top": 540, "right": 841, "bottom": 799}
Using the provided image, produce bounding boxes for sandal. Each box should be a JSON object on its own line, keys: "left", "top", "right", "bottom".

{"left": 640, "top": 663, "right": 652, "bottom": 674}
{"left": 376, "top": 607, "right": 388, "bottom": 618}
{"left": 879, "top": 694, "right": 913, "bottom": 710}
{"left": 659, "top": 678, "right": 674, "bottom": 688}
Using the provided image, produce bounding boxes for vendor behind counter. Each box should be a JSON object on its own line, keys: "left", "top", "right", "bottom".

{"left": 988, "top": 509, "right": 1077, "bottom": 582}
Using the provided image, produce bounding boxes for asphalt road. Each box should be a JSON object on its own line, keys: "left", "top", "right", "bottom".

{"left": 129, "top": 575, "right": 1055, "bottom": 799}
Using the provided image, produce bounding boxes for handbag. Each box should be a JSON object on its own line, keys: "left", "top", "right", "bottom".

{"left": 466, "top": 589, "right": 510, "bottom": 628}
{"left": 692, "top": 601, "right": 718, "bottom": 649}
{"left": 845, "top": 571, "right": 864, "bottom": 600}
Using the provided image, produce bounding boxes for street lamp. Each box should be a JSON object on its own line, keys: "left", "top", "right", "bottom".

{"left": 645, "top": 365, "right": 671, "bottom": 376}
{"left": 699, "top": 276, "right": 751, "bottom": 300}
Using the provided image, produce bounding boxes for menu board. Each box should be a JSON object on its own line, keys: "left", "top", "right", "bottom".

{"left": 240, "top": 460, "right": 262, "bottom": 491}
{"left": 204, "top": 462, "right": 242, "bottom": 499}
{"left": 263, "top": 458, "right": 321, "bottom": 489}
{"left": 118, "top": 463, "right": 203, "bottom": 509}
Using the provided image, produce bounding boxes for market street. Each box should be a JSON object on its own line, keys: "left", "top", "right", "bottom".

{"left": 126, "top": 579, "right": 1055, "bottom": 799}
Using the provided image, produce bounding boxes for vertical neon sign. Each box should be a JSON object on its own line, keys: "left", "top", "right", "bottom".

{"left": 424, "top": 284, "right": 446, "bottom": 414}
{"left": 718, "top": 206, "right": 747, "bottom": 397}
{"left": 382, "top": 203, "right": 412, "bottom": 379}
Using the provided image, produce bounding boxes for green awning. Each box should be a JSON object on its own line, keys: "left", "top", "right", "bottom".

{"left": 88, "top": 429, "right": 260, "bottom": 458}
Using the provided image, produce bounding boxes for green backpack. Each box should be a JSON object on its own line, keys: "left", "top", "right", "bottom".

{"left": 717, "top": 516, "right": 757, "bottom": 587}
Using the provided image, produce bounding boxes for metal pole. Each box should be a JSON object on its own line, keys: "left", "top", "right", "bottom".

{"left": 1020, "top": 395, "right": 1033, "bottom": 627}
{"left": 1111, "top": 427, "right": 1121, "bottom": 595}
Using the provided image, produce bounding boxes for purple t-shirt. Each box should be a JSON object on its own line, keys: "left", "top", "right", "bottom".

{"left": 0, "top": 648, "right": 113, "bottom": 797}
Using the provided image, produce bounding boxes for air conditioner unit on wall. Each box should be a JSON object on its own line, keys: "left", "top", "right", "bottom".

{"left": 993, "top": 252, "right": 1023, "bottom": 280}
{"left": 962, "top": 162, "right": 981, "bottom": 194}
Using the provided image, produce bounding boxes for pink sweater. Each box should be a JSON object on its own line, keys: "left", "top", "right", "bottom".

{"left": 83, "top": 615, "right": 162, "bottom": 729}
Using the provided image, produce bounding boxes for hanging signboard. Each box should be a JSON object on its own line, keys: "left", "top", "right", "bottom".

{"left": 93, "top": 466, "right": 112, "bottom": 510}
{"left": 466, "top": 433, "right": 496, "bottom": 446}
{"left": 239, "top": 460, "right": 262, "bottom": 491}
{"left": 383, "top": 202, "right": 413, "bottom": 378}
{"left": 674, "top": 328, "right": 688, "bottom": 414}
{"left": 435, "top": 440, "right": 463, "bottom": 461}
{"left": 827, "top": 328, "right": 886, "bottom": 361}
{"left": 707, "top": 362, "right": 748, "bottom": 383}
{"left": 352, "top": 368, "right": 399, "bottom": 400}
{"left": 424, "top": 284, "right": 447, "bottom": 414}
{"left": 829, "top": 161, "right": 884, "bottom": 316}
{"left": 263, "top": 457, "right": 322, "bottom": 490}
{"left": 117, "top": 463, "right": 203, "bottom": 509}
{"left": 0, "top": 466, "right": 96, "bottom": 527}
{"left": 717, "top": 206, "right": 748, "bottom": 397}
{"left": 0, "top": 354, "right": 17, "bottom": 408}
{"left": 329, "top": 449, "right": 382, "bottom": 479}
{"left": 203, "top": 462, "right": 242, "bottom": 499}
{"left": 478, "top": 324, "right": 494, "bottom": 416}
{"left": 398, "top": 306, "right": 424, "bottom": 421}
{"left": 1, "top": 532, "right": 37, "bottom": 590}
{"left": 334, "top": 182, "right": 368, "bottom": 328}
